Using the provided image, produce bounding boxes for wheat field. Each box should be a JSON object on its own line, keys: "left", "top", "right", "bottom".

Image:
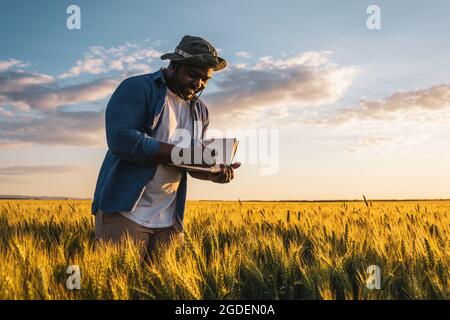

{"left": 0, "top": 199, "right": 448, "bottom": 300}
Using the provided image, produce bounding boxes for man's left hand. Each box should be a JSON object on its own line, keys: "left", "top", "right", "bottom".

{"left": 209, "top": 163, "right": 241, "bottom": 184}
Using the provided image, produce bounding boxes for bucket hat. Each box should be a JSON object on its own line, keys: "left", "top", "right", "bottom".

{"left": 161, "top": 35, "right": 227, "bottom": 71}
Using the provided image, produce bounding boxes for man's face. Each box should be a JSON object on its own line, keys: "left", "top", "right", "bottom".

{"left": 175, "top": 64, "right": 214, "bottom": 100}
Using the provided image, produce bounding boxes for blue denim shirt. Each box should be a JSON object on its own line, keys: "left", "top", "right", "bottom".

{"left": 92, "top": 69, "right": 210, "bottom": 231}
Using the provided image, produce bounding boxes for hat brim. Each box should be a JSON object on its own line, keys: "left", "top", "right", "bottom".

{"left": 161, "top": 52, "right": 227, "bottom": 71}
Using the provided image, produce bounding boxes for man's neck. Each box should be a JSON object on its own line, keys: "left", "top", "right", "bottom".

{"left": 162, "top": 68, "right": 183, "bottom": 99}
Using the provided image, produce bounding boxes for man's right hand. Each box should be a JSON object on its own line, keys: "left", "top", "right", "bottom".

{"left": 151, "top": 141, "right": 217, "bottom": 166}
{"left": 181, "top": 145, "right": 217, "bottom": 166}
{"left": 167, "top": 144, "right": 217, "bottom": 167}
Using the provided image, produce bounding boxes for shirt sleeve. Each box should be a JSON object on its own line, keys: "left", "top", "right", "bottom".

{"left": 105, "top": 77, "right": 160, "bottom": 166}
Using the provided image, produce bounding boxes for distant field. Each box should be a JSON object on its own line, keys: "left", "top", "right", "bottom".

{"left": 0, "top": 200, "right": 448, "bottom": 299}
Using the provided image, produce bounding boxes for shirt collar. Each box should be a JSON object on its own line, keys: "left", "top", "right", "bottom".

{"left": 153, "top": 68, "right": 167, "bottom": 87}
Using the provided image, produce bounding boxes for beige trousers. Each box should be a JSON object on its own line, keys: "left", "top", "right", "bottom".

{"left": 94, "top": 210, "right": 184, "bottom": 262}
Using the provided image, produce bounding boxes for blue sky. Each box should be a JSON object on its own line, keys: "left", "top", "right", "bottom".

{"left": 1, "top": 0, "right": 450, "bottom": 200}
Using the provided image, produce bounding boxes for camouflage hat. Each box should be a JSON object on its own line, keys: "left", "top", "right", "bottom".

{"left": 161, "top": 35, "right": 227, "bottom": 71}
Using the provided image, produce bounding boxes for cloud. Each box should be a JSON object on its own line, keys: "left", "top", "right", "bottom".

{"left": 0, "top": 48, "right": 148, "bottom": 148}
{"left": 0, "top": 110, "right": 104, "bottom": 147}
{"left": 0, "top": 69, "right": 55, "bottom": 94}
{"left": 202, "top": 52, "right": 450, "bottom": 130}
{"left": 0, "top": 60, "right": 119, "bottom": 112}
{"left": 324, "top": 83, "right": 450, "bottom": 126}
{"left": 60, "top": 58, "right": 106, "bottom": 78}
{"left": 361, "top": 84, "right": 450, "bottom": 112}
{"left": 347, "top": 136, "right": 393, "bottom": 153}
{"left": 347, "top": 134, "right": 432, "bottom": 154}
{"left": 0, "top": 165, "right": 85, "bottom": 175}
{"left": 13, "top": 78, "right": 118, "bottom": 111}
{"left": 233, "top": 63, "right": 247, "bottom": 69}
{"left": 0, "top": 59, "right": 28, "bottom": 71}
{"left": 0, "top": 107, "right": 14, "bottom": 117}
{"left": 0, "top": 58, "right": 116, "bottom": 148}
{"left": 0, "top": 49, "right": 351, "bottom": 146}
{"left": 59, "top": 42, "right": 162, "bottom": 78}
{"left": 1, "top": 50, "right": 357, "bottom": 145}
{"left": 203, "top": 51, "right": 357, "bottom": 127}
{"left": 235, "top": 51, "right": 252, "bottom": 59}
{"left": 0, "top": 42, "right": 162, "bottom": 149}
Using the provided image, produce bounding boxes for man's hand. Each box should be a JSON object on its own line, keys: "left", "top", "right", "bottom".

{"left": 186, "top": 145, "right": 217, "bottom": 166}
{"left": 208, "top": 163, "right": 241, "bottom": 184}
{"left": 172, "top": 145, "right": 216, "bottom": 166}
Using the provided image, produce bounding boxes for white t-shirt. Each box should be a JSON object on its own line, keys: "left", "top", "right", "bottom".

{"left": 119, "top": 88, "right": 193, "bottom": 228}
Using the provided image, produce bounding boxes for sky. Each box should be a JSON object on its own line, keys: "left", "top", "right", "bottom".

{"left": 1, "top": 0, "right": 450, "bottom": 200}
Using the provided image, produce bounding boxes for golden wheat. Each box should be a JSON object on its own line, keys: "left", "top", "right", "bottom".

{"left": 0, "top": 199, "right": 448, "bottom": 299}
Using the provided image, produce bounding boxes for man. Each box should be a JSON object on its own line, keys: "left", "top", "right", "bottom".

{"left": 92, "top": 35, "right": 240, "bottom": 261}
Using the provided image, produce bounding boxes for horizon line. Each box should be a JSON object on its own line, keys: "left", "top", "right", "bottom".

{"left": 1, "top": 195, "right": 450, "bottom": 202}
